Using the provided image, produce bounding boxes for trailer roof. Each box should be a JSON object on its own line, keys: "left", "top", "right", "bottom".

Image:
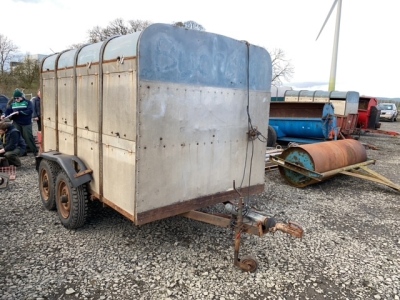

{"left": 41, "top": 23, "right": 271, "bottom": 91}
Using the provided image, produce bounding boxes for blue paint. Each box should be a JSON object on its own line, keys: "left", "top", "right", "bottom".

{"left": 284, "top": 150, "right": 315, "bottom": 170}
{"left": 270, "top": 103, "right": 338, "bottom": 143}
{"left": 138, "top": 24, "right": 271, "bottom": 91}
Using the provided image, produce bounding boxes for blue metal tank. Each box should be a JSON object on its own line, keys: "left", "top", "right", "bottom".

{"left": 269, "top": 102, "right": 338, "bottom": 144}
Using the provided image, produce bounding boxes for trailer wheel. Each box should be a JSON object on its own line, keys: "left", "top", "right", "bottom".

{"left": 267, "top": 125, "right": 277, "bottom": 147}
{"left": 55, "top": 171, "right": 88, "bottom": 229}
{"left": 38, "top": 160, "right": 60, "bottom": 210}
{"left": 239, "top": 256, "right": 258, "bottom": 273}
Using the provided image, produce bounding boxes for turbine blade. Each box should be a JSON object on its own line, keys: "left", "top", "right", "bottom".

{"left": 316, "top": 0, "right": 339, "bottom": 41}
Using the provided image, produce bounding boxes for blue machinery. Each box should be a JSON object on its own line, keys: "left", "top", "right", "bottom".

{"left": 269, "top": 102, "right": 338, "bottom": 144}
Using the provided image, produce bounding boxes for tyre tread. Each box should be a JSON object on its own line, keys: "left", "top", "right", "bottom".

{"left": 56, "top": 172, "right": 88, "bottom": 229}
{"left": 38, "top": 160, "right": 60, "bottom": 210}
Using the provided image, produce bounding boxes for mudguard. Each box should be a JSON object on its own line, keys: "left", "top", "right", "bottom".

{"left": 35, "top": 150, "right": 92, "bottom": 188}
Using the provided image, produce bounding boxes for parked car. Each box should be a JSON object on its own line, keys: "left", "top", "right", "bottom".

{"left": 0, "top": 94, "right": 10, "bottom": 116}
{"left": 378, "top": 103, "right": 398, "bottom": 122}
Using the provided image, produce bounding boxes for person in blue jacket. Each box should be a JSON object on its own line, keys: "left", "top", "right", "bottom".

{"left": 3, "top": 89, "right": 38, "bottom": 156}
{"left": 0, "top": 120, "right": 27, "bottom": 167}
{"left": 31, "top": 89, "right": 41, "bottom": 131}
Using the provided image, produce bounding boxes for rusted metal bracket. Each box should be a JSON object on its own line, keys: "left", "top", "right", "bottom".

{"left": 74, "top": 169, "right": 93, "bottom": 178}
{"left": 180, "top": 210, "right": 303, "bottom": 238}
{"left": 273, "top": 222, "right": 304, "bottom": 239}
{"left": 180, "top": 181, "right": 304, "bottom": 273}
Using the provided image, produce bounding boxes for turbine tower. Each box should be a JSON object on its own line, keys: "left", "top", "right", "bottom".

{"left": 316, "top": 0, "right": 342, "bottom": 92}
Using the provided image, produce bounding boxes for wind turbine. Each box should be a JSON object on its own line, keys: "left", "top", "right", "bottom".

{"left": 316, "top": 0, "right": 342, "bottom": 92}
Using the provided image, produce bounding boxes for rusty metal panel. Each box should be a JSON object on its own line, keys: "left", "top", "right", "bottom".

{"left": 270, "top": 102, "right": 327, "bottom": 118}
{"left": 337, "top": 114, "right": 358, "bottom": 135}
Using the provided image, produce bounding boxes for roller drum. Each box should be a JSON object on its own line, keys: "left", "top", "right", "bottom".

{"left": 278, "top": 139, "right": 367, "bottom": 187}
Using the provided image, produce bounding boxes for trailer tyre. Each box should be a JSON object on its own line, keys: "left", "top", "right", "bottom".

{"left": 267, "top": 125, "right": 277, "bottom": 147}
{"left": 38, "top": 160, "right": 60, "bottom": 210}
{"left": 55, "top": 171, "right": 88, "bottom": 229}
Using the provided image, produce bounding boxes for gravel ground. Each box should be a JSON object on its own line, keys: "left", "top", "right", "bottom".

{"left": 1, "top": 121, "right": 399, "bottom": 300}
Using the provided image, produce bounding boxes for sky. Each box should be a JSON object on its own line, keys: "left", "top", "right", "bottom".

{"left": 1, "top": 0, "right": 399, "bottom": 98}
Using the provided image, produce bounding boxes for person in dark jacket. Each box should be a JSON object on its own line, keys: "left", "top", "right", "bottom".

{"left": 31, "top": 89, "right": 41, "bottom": 131}
{"left": 0, "top": 121, "right": 27, "bottom": 167}
{"left": 2, "top": 89, "right": 38, "bottom": 156}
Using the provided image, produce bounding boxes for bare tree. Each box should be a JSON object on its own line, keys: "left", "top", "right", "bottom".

{"left": 67, "top": 43, "right": 86, "bottom": 50}
{"left": 128, "top": 19, "right": 152, "bottom": 32}
{"left": 0, "top": 34, "right": 18, "bottom": 75}
{"left": 173, "top": 21, "right": 205, "bottom": 31}
{"left": 270, "top": 48, "right": 294, "bottom": 86}
{"left": 88, "top": 19, "right": 152, "bottom": 43}
{"left": 12, "top": 57, "right": 40, "bottom": 92}
{"left": 88, "top": 25, "right": 110, "bottom": 44}
{"left": 86, "top": 19, "right": 205, "bottom": 45}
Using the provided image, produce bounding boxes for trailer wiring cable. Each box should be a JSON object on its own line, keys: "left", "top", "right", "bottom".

{"left": 239, "top": 41, "right": 258, "bottom": 216}
{"left": 239, "top": 41, "right": 271, "bottom": 216}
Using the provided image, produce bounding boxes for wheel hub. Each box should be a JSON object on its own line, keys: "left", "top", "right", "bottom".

{"left": 58, "top": 182, "right": 71, "bottom": 219}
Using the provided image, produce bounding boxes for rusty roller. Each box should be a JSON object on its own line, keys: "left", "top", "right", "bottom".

{"left": 278, "top": 139, "right": 367, "bottom": 187}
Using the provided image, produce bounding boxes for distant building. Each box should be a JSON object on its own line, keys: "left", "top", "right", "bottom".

{"left": 27, "top": 54, "right": 47, "bottom": 62}
{"left": 9, "top": 53, "right": 47, "bottom": 71}
{"left": 10, "top": 61, "right": 23, "bottom": 69}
